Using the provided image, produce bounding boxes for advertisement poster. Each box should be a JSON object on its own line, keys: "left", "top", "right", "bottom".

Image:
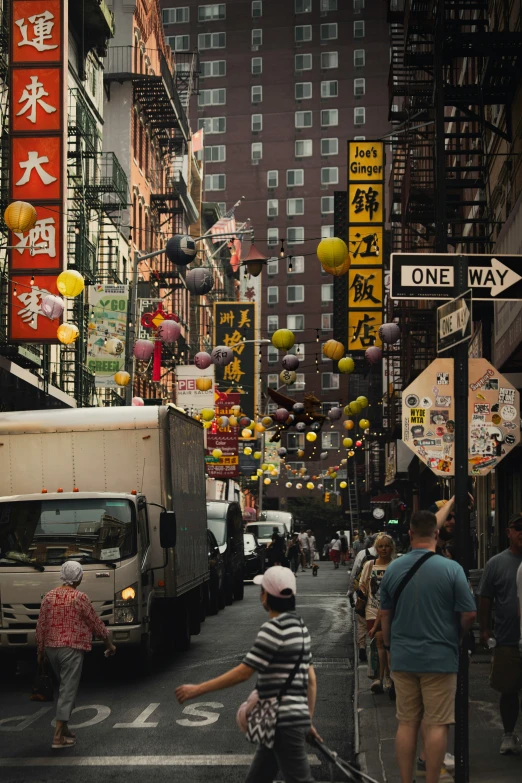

{"left": 205, "top": 393, "right": 240, "bottom": 479}
{"left": 175, "top": 364, "right": 215, "bottom": 412}
{"left": 86, "top": 284, "right": 128, "bottom": 387}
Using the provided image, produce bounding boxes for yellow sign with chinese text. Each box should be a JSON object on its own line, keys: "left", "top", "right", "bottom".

{"left": 348, "top": 142, "right": 384, "bottom": 182}
{"left": 348, "top": 310, "right": 383, "bottom": 351}
{"left": 348, "top": 268, "right": 383, "bottom": 310}
{"left": 347, "top": 225, "right": 383, "bottom": 266}
{"left": 348, "top": 183, "right": 384, "bottom": 225}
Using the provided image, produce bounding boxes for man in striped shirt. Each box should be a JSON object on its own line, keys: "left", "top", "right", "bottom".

{"left": 176, "top": 566, "right": 320, "bottom": 782}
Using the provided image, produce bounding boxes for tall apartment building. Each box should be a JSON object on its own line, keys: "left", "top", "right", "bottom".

{"left": 161, "top": 0, "right": 390, "bottom": 506}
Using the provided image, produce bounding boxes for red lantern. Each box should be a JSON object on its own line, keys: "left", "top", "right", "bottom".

{"left": 356, "top": 440, "right": 363, "bottom": 447}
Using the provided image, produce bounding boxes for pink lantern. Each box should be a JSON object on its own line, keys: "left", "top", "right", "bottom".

{"left": 132, "top": 396, "right": 145, "bottom": 406}
{"left": 275, "top": 408, "right": 290, "bottom": 422}
{"left": 157, "top": 319, "right": 181, "bottom": 342}
{"left": 41, "top": 294, "right": 64, "bottom": 320}
{"left": 365, "top": 346, "right": 382, "bottom": 364}
{"left": 194, "top": 351, "right": 212, "bottom": 369}
{"left": 133, "top": 339, "right": 154, "bottom": 361}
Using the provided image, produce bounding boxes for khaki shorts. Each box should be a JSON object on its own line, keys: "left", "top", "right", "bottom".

{"left": 392, "top": 671, "right": 457, "bottom": 725}
{"left": 489, "top": 646, "right": 522, "bottom": 694}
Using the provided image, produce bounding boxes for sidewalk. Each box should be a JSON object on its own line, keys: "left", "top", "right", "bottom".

{"left": 354, "top": 631, "right": 522, "bottom": 782}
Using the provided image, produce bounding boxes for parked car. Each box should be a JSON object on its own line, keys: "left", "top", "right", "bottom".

{"left": 207, "top": 500, "right": 245, "bottom": 604}
{"left": 207, "top": 529, "right": 225, "bottom": 615}
{"left": 243, "top": 531, "right": 265, "bottom": 580}
{"left": 245, "top": 521, "right": 289, "bottom": 546}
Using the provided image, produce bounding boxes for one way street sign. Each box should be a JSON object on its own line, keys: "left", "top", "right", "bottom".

{"left": 391, "top": 254, "right": 522, "bottom": 301}
{"left": 437, "top": 291, "right": 472, "bottom": 353}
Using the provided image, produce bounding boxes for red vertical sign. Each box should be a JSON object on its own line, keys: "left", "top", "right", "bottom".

{"left": 9, "top": 0, "right": 66, "bottom": 343}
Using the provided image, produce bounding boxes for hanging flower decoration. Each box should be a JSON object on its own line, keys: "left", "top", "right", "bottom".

{"left": 40, "top": 294, "right": 64, "bottom": 320}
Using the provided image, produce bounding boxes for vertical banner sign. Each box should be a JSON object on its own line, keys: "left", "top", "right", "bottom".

{"left": 347, "top": 141, "right": 384, "bottom": 351}
{"left": 206, "top": 392, "right": 240, "bottom": 479}
{"left": 86, "top": 284, "right": 129, "bottom": 387}
{"left": 213, "top": 302, "right": 257, "bottom": 421}
{"left": 9, "top": 0, "right": 67, "bottom": 342}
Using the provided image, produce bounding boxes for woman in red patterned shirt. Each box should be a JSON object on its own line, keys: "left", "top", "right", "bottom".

{"left": 36, "top": 561, "right": 116, "bottom": 749}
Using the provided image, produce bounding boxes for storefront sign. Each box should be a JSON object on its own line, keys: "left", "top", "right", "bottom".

{"left": 175, "top": 364, "right": 215, "bottom": 412}
{"left": 213, "top": 302, "right": 257, "bottom": 420}
{"left": 206, "top": 392, "right": 240, "bottom": 479}
{"left": 86, "top": 284, "right": 128, "bottom": 387}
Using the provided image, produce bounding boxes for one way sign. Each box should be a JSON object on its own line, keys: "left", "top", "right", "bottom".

{"left": 437, "top": 292, "right": 472, "bottom": 353}
{"left": 391, "top": 254, "right": 522, "bottom": 301}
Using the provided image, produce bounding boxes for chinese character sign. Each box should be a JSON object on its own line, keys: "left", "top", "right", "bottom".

{"left": 213, "top": 302, "right": 257, "bottom": 421}
{"left": 86, "top": 285, "right": 129, "bottom": 388}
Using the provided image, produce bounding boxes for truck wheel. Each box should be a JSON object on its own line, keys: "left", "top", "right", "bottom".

{"left": 234, "top": 572, "right": 245, "bottom": 601}
{"left": 224, "top": 576, "right": 234, "bottom": 605}
{"left": 174, "top": 599, "right": 191, "bottom": 652}
{"left": 208, "top": 578, "right": 219, "bottom": 615}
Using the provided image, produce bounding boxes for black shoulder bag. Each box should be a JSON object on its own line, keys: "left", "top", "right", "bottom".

{"left": 392, "top": 551, "right": 436, "bottom": 612}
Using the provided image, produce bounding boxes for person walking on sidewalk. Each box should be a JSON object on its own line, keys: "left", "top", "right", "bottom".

{"left": 329, "top": 534, "right": 342, "bottom": 569}
{"left": 352, "top": 530, "right": 366, "bottom": 559}
{"left": 287, "top": 533, "right": 301, "bottom": 575}
{"left": 36, "top": 561, "right": 116, "bottom": 749}
{"left": 175, "top": 566, "right": 321, "bottom": 783}
{"left": 478, "top": 512, "right": 522, "bottom": 755}
{"left": 379, "top": 511, "right": 477, "bottom": 783}
{"left": 348, "top": 536, "right": 377, "bottom": 662}
{"left": 307, "top": 530, "right": 317, "bottom": 563}
{"left": 298, "top": 528, "right": 310, "bottom": 571}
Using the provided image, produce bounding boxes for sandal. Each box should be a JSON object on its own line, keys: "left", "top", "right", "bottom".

{"left": 52, "top": 735, "right": 76, "bottom": 749}
{"left": 63, "top": 730, "right": 76, "bottom": 739}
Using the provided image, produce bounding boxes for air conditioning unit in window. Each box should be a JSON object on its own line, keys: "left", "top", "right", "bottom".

{"left": 252, "top": 160, "right": 259, "bottom": 166}
{"left": 252, "top": 45, "right": 259, "bottom": 51}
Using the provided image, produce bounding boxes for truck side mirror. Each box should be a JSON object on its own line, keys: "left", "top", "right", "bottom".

{"left": 160, "top": 510, "right": 177, "bottom": 549}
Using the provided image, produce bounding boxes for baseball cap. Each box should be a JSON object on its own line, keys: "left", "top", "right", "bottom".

{"left": 254, "top": 566, "right": 297, "bottom": 598}
{"left": 508, "top": 513, "right": 522, "bottom": 528}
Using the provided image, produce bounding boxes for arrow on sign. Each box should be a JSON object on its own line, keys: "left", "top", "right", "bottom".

{"left": 439, "top": 300, "right": 470, "bottom": 338}
{"left": 468, "top": 258, "right": 522, "bottom": 297}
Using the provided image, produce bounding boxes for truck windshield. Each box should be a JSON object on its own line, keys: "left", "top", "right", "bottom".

{"left": 248, "top": 523, "right": 285, "bottom": 539}
{"left": 0, "top": 499, "right": 136, "bottom": 566}
{"left": 207, "top": 518, "right": 227, "bottom": 546}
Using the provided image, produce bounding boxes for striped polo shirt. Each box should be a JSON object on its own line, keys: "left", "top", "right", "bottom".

{"left": 243, "top": 611, "right": 312, "bottom": 727}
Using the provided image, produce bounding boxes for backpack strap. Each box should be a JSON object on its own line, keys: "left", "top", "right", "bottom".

{"left": 392, "top": 551, "right": 435, "bottom": 611}
{"left": 277, "top": 620, "right": 305, "bottom": 703}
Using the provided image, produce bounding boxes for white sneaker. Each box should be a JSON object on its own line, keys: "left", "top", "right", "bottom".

{"left": 500, "top": 733, "right": 520, "bottom": 755}
{"left": 443, "top": 752, "right": 455, "bottom": 770}
{"left": 370, "top": 679, "right": 383, "bottom": 694}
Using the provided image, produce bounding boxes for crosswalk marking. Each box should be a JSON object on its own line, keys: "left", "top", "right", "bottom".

{"left": 0, "top": 754, "right": 321, "bottom": 767}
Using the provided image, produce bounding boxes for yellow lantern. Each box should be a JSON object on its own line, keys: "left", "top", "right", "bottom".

{"left": 322, "top": 339, "right": 345, "bottom": 361}
{"left": 264, "top": 478, "right": 271, "bottom": 485}
{"left": 306, "top": 482, "right": 314, "bottom": 490}
{"left": 113, "top": 370, "right": 131, "bottom": 386}
{"left": 229, "top": 415, "right": 238, "bottom": 427}
{"left": 348, "top": 449, "right": 355, "bottom": 457}
{"left": 299, "top": 467, "right": 307, "bottom": 475}
{"left": 280, "top": 369, "right": 296, "bottom": 386}
{"left": 271, "top": 328, "right": 295, "bottom": 350}
{"left": 316, "top": 237, "right": 349, "bottom": 271}
{"left": 255, "top": 422, "right": 265, "bottom": 433}
{"left": 212, "top": 448, "right": 222, "bottom": 459}
{"left": 271, "top": 470, "right": 278, "bottom": 476}
{"left": 254, "top": 451, "right": 262, "bottom": 459}
{"left": 322, "top": 256, "right": 351, "bottom": 277}
{"left": 200, "top": 408, "right": 215, "bottom": 421}
{"left": 359, "top": 418, "right": 370, "bottom": 430}
{"left": 251, "top": 475, "right": 259, "bottom": 481}
{"left": 268, "top": 463, "right": 275, "bottom": 471}
{"left": 306, "top": 432, "right": 317, "bottom": 442}
{"left": 242, "top": 428, "right": 252, "bottom": 439}
{"left": 196, "top": 377, "right": 212, "bottom": 391}
{"left": 257, "top": 469, "right": 263, "bottom": 476}
{"left": 262, "top": 416, "right": 272, "bottom": 427}
{"left": 57, "top": 323, "right": 79, "bottom": 345}
{"left": 343, "top": 437, "right": 353, "bottom": 448}
{"left": 330, "top": 471, "right": 337, "bottom": 478}
{"left": 203, "top": 421, "right": 212, "bottom": 429}
{"left": 232, "top": 405, "right": 241, "bottom": 416}
{"left": 244, "top": 446, "right": 253, "bottom": 455}
{"left": 349, "top": 400, "right": 362, "bottom": 415}
{"left": 297, "top": 449, "right": 305, "bottom": 458}
{"left": 340, "top": 481, "right": 347, "bottom": 489}
{"left": 56, "top": 269, "right": 85, "bottom": 298}
{"left": 261, "top": 463, "right": 268, "bottom": 471}
{"left": 338, "top": 357, "right": 355, "bottom": 374}
{"left": 343, "top": 420, "right": 355, "bottom": 430}
{"left": 4, "top": 201, "right": 38, "bottom": 233}
{"left": 357, "top": 396, "right": 369, "bottom": 409}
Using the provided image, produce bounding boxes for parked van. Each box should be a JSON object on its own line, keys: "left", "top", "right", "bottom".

{"left": 206, "top": 500, "right": 245, "bottom": 603}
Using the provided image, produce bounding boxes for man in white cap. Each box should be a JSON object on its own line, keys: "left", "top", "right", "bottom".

{"left": 176, "top": 566, "right": 321, "bottom": 782}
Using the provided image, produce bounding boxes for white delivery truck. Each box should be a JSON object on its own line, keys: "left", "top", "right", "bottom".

{"left": 0, "top": 405, "right": 208, "bottom": 671}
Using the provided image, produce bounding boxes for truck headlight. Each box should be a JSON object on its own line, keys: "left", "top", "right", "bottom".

{"left": 115, "top": 582, "right": 138, "bottom": 624}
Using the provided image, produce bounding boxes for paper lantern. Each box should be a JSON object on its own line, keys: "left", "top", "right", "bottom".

{"left": 286, "top": 482, "right": 292, "bottom": 488}
{"left": 359, "top": 418, "right": 370, "bottom": 430}
{"left": 251, "top": 475, "right": 259, "bottom": 481}
{"left": 293, "top": 402, "right": 305, "bottom": 414}
{"left": 57, "top": 269, "right": 84, "bottom": 298}
{"left": 232, "top": 405, "right": 242, "bottom": 415}
{"left": 330, "top": 472, "right": 337, "bottom": 479}
{"left": 114, "top": 370, "right": 131, "bottom": 387}
{"left": 193, "top": 352, "right": 211, "bottom": 370}
{"left": 106, "top": 337, "right": 123, "bottom": 356}
{"left": 157, "top": 319, "right": 181, "bottom": 343}
{"left": 196, "top": 377, "right": 212, "bottom": 391}
{"left": 254, "top": 451, "right": 262, "bottom": 460}
{"left": 296, "top": 483, "right": 303, "bottom": 489}
{"left": 218, "top": 415, "right": 229, "bottom": 427}
{"left": 132, "top": 396, "right": 144, "bottom": 406}
{"left": 229, "top": 415, "right": 238, "bottom": 427}
{"left": 200, "top": 408, "right": 215, "bottom": 421}
{"left": 322, "top": 339, "right": 345, "bottom": 361}
{"left": 343, "top": 419, "right": 355, "bottom": 430}
{"left": 253, "top": 422, "right": 264, "bottom": 433}
{"left": 364, "top": 428, "right": 370, "bottom": 435}
{"left": 242, "top": 428, "right": 252, "bottom": 439}
{"left": 349, "top": 400, "right": 362, "bottom": 415}
{"left": 356, "top": 440, "right": 363, "bottom": 447}
{"left": 316, "top": 237, "right": 349, "bottom": 270}
{"left": 57, "top": 323, "right": 79, "bottom": 344}
{"left": 240, "top": 416, "right": 251, "bottom": 428}
{"left": 165, "top": 234, "right": 197, "bottom": 267}
{"left": 338, "top": 357, "right": 355, "bottom": 374}
{"left": 340, "top": 481, "right": 347, "bottom": 489}
{"left": 343, "top": 438, "right": 353, "bottom": 448}
{"left": 134, "top": 339, "right": 154, "bottom": 361}
{"left": 322, "top": 256, "right": 351, "bottom": 277}
{"left": 357, "top": 396, "right": 369, "bottom": 409}
{"left": 348, "top": 449, "right": 355, "bottom": 457}
{"left": 379, "top": 322, "right": 401, "bottom": 345}
{"left": 306, "top": 432, "right": 317, "bottom": 442}
{"left": 320, "top": 451, "right": 328, "bottom": 460}
{"left": 280, "top": 369, "right": 296, "bottom": 385}
{"left": 271, "top": 329, "right": 295, "bottom": 350}
{"left": 306, "top": 482, "right": 314, "bottom": 490}
{"left": 211, "top": 448, "right": 222, "bottom": 459}
{"left": 296, "top": 422, "right": 306, "bottom": 432}
{"left": 4, "top": 200, "right": 37, "bottom": 232}
{"left": 185, "top": 268, "right": 214, "bottom": 295}
{"left": 365, "top": 346, "right": 382, "bottom": 364}
{"left": 244, "top": 446, "right": 252, "bottom": 455}
{"left": 328, "top": 406, "right": 343, "bottom": 421}
{"left": 282, "top": 354, "right": 300, "bottom": 371}
{"left": 317, "top": 483, "right": 323, "bottom": 490}
{"left": 257, "top": 469, "right": 263, "bottom": 476}
{"left": 40, "top": 294, "right": 64, "bottom": 320}
{"left": 299, "top": 467, "right": 307, "bottom": 475}
{"left": 297, "top": 449, "right": 305, "bottom": 458}
{"left": 264, "top": 478, "right": 271, "bottom": 485}
{"left": 278, "top": 447, "right": 287, "bottom": 457}
{"left": 262, "top": 416, "right": 273, "bottom": 426}
{"left": 211, "top": 345, "right": 234, "bottom": 366}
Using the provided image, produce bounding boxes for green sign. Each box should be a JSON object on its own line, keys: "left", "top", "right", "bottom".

{"left": 86, "top": 284, "right": 129, "bottom": 388}
{"left": 387, "top": 519, "right": 399, "bottom": 525}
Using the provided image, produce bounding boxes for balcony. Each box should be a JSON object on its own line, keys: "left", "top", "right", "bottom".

{"left": 151, "top": 170, "right": 199, "bottom": 225}
{"left": 68, "top": 88, "right": 100, "bottom": 157}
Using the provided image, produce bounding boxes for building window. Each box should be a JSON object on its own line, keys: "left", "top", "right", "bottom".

{"left": 267, "top": 286, "right": 279, "bottom": 304}
{"left": 267, "top": 227, "right": 279, "bottom": 245}
{"left": 295, "top": 82, "right": 312, "bottom": 100}
{"left": 268, "top": 373, "right": 279, "bottom": 389}
{"left": 321, "top": 80, "right": 338, "bottom": 98}
{"left": 267, "top": 258, "right": 279, "bottom": 274}
{"left": 252, "top": 28, "right": 263, "bottom": 46}
{"left": 205, "top": 174, "right": 226, "bottom": 190}
{"left": 287, "top": 198, "right": 304, "bottom": 216}
{"left": 198, "top": 4, "right": 226, "bottom": 21}
{"left": 251, "top": 57, "right": 263, "bottom": 75}
{"left": 295, "top": 25, "right": 312, "bottom": 42}
{"left": 354, "top": 77, "right": 365, "bottom": 97}
{"left": 321, "top": 312, "right": 333, "bottom": 330}
{"left": 287, "top": 433, "right": 305, "bottom": 451}
{"left": 267, "top": 315, "right": 279, "bottom": 332}
{"left": 287, "top": 314, "right": 305, "bottom": 330}
{"left": 354, "top": 135, "right": 366, "bottom": 140}
{"left": 295, "top": 53, "right": 312, "bottom": 71}
{"left": 321, "top": 23, "right": 338, "bottom": 40}
{"left": 167, "top": 35, "right": 190, "bottom": 51}
{"left": 163, "top": 7, "right": 189, "bottom": 23}
{"left": 289, "top": 255, "right": 305, "bottom": 274}
{"left": 321, "top": 225, "right": 334, "bottom": 238}
{"left": 251, "top": 142, "right": 263, "bottom": 160}
{"left": 321, "top": 195, "right": 334, "bottom": 213}
{"left": 287, "top": 169, "right": 304, "bottom": 186}
{"left": 322, "top": 283, "right": 334, "bottom": 302}
{"left": 322, "top": 431, "right": 340, "bottom": 449}
{"left": 252, "top": 0, "right": 262, "bottom": 17}
{"left": 267, "top": 199, "right": 278, "bottom": 217}
{"left": 268, "top": 345, "right": 279, "bottom": 364}
{"left": 198, "top": 32, "right": 226, "bottom": 49}
{"left": 251, "top": 113, "right": 263, "bottom": 132}
{"left": 321, "top": 138, "right": 338, "bottom": 156}
{"left": 322, "top": 372, "right": 340, "bottom": 390}
{"left": 201, "top": 60, "right": 226, "bottom": 77}
{"left": 321, "top": 109, "right": 338, "bottom": 126}
{"left": 354, "top": 106, "right": 366, "bottom": 125}
{"left": 353, "top": 0, "right": 365, "bottom": 11}
{"left": 287, "top": 284, "right": 305, "bottom": 302}
{"left": 295, "top": 0, "right": 312, "bottom": 11}
{"left": 354, "top": 20, "right": 365, "bottom": 38}
{"left": 294, "top": 374, "right": 306, "bottom": 390}
{"left": 252, "top": 85, "right": 263, "bottom": 103}
{"left": 321, "top": 51, "right": 338, "bottom": 69}
{"left": 295, "top": 139, "right": 312, "bottom": 157}
{"left": 267, "top": 170, "right": 278, "bottom": 188}
{"left": 321, "top": 167, "right": 339, "bottom": 185}
{"left": 287, "top": 227, "right": 304, "bottom": 245}
{"left": 288, "top": 342, "right": 305, "bottom": 357}
{"left": 198, "top": 116, "right": 226, "bottom": 134}
{"left": 321, "top": 0, "right": 338, "bottom": 9}
{"left": 354, "top": 48, "right": 365, "bottom": 67}
{"left": 295, "top": 111, "right": 312, "bottom": 128}
{"left": 198, "top": 88, "right": 226, "bottom": 106}
{"left": 205, "top": 144, "right": 226, "bottom": 162}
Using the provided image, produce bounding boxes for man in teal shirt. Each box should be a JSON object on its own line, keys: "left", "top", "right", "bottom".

{"left": 380, "top": 510, "right": 476, "bottom": 783}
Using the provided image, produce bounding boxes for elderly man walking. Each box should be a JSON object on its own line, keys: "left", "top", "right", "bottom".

{"left": 379, "top": 511, "right": 477, "bottom": 783}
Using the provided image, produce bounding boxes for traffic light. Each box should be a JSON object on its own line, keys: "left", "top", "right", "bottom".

{"left": 324, "top": 492, "right": 331, "bottom": 503}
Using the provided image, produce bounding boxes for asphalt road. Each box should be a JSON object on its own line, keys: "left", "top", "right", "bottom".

{"left": 0, "top": 565, "right": 354, "bottom": 783}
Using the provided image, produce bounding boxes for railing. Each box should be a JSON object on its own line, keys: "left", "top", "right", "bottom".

{"left": 98, "top": 152, "right": 128, "bottom": 207}
{"left": 68, "top": 88, "right": 100, "bottom": 155}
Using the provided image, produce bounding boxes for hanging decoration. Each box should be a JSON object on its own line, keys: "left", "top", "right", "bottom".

{"left": 242, "top": 242, "right": 268, "bottom": 277}
{"left": 255, "top": 422, "right": 265, "bottom": 433}
{"left": 343, "top": 420, "right": 354, "bottom": 431}
{"left": 194, "top": 351, "right": 212, "bottom": 369}
{"left": 320, "top": 451, "right": 328, "bottom": 460}
{"left": 359, "top": 418, "right": 370, "bottom": 430}
{"left": 57, "top": 323, "right": 79, "bottom": 344}
{"left": 357, "top": 396, "right": 369, "bottom": 409}
{"left": 242, "top": 428, "right": 253, "bottom": 439}
{"left": 185, "top": 268, "right": 214, "bottom": 295}
{"left": 165, "top": 234, "right": 198, "bottom": 267}
{"left": 105, "top": 337, "right": 124, "bottom": 356}
{"left": 293, "top": 402, "right": 305, "bottom": 414}
{"left": 229, "top": 415, "right": 238, "bottom": 426}
{"left": 272, "top": 329, "right": 295, "bottom": 351}
{"left": 306, "top": 482, "right": 314, "bottom": 490}
{"left": 356, "top": 440, "right": 363, "bottom": 447}
{"left": 306, "top": 432, "right": 317, "bottom": 442}
{"left": 114, "top": 370, "right": 131, "bottom": 387}
{"left": 4, "top": 200, "right": 37, "bottom": 233}
{"left": 132, "top": 396, "right": 144, "bottom": 406}
{"left": 240, "top": 416, "right": 251, "bottom": 427}
{"left": 280, "top": 369, "right": 296, "bottom": 386}
{"left": 196, "top": 377, "right": 212, "bottom": 391}
{"left": 211, "top": 345, "right": 234, "bottom": 366}
{"left": 338, "top": 357, "right": 355, "bottom": 374}
{"left": 323, "top": 256, "right": 351, "bottom": 277}
{"left": 212, "top": 448, "right": 223, "bottom": 459}
{"left": 40, "top": 294, "right": 64, "bottom": 320}
{"left": 157, "top": 320, "right": 181, "bottom": 343}
{"left": 277, "top": 447, "right": 287, "bottom": 457}
{"left": 316, "top": 236, "right": 350, "bottom": 272}
{"left": 379, "top": 322, "right": 401, "bottom": 344}
{"left": 201, "top": 408, "right": 215, "bottom": 421}
{"left": 365, "top": 346, "right": 383, "bottom": 364}
{"left": 57, "top": 269, "right": 84, "bottom": 298}
{"left": 141, "top": 302, "right": 180, "bottom": 383}
{"left": 340, "top": 481, "right": 347, "bottom": 489}
{"left": 322, "top": 339, "right": 345, "bottom": 361}
{"left": 343, "top": 438, "right": 353, "bottom": 448}
{"left": 232, "top": 405, "right": 242, "bottom": 416}
{"left": 297, "top": 448, "right": 305, "bottom": 458}
{"left": 134, "top": 339, "right": 155, "bottom": 361}
{"left": 282, "top": 354, "right": 299, "bottom": 371}
{"left": 254, "top": 451, "right": 262, "bottom": 460}
{"left": 327, "top": 407, "right": 343, "bottom": 421}
{"left": 296, "top": 422, "right": 306, "bottom": 432}
{"left": 244, "top": 446, "right": 253, "bottom": 455}
{"left": 261, "top": 416, "right": 272, "bottom": 426}
{"left": 349, "top": 400, "right": 362, "bottom": 414}
{"left": 218, "top": 415, "right": 230, "bottom": 427}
